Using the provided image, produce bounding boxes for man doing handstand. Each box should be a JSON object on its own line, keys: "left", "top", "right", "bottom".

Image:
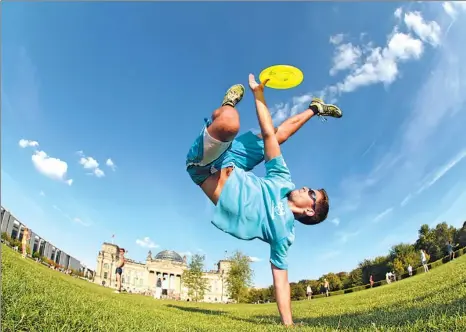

{"left": 186, "top": 74, "right": 342, "bottom": 325}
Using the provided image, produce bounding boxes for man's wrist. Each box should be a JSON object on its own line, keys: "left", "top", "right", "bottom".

{"left": 254, "top": 91, "right": 265, "bottom": 100}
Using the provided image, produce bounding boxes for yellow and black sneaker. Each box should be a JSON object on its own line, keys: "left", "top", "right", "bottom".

{"left": 222, "top": 84, "right": 245, "bottom": 108}
{"left": 309, "top": 98, "right": 342, "bottom": 122}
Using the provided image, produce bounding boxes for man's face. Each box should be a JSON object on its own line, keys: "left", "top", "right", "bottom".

{"left": 119, "top": 250, "right": 125, "bottom": 256}
{"left": 288, "top": 187, "right": 322, "bottom": 212}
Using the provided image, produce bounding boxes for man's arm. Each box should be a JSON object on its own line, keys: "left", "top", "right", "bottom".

{"left": 270, "top": 239, "right": 293, "bottom": 325}
{"left": 271, "top": 263, "right": 293, "bottom": 326}
{"left": 249, "top": 74, "right": 281, "bottom": 161}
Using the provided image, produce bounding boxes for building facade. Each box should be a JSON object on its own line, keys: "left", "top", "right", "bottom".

{"left": 94, "top": 242, "right": 231, "bottom": 303}
{"left": 1, "top": 205, "right": 93, "bottom": 276}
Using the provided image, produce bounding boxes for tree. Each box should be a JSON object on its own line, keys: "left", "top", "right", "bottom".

{"left": 415, "top": 224, "right": 438, "bottom": 259}
{"left": 388, "top": 243, "right": 418, "bottom": 274}
{"left": 290, "top": 282, "right": 306, "bottom": 300}
{"left": 182, "top": 254, "right": 209, "bottom": 301}
{"left": 321, "top": 273, "right": 343, "bottom": 291}
{"left": 359, "top": 255, "right": 390, "bottom": 284}
{"left": 225, "top": 251, "right": 253, "bottom": 303}
{"left": 345, "top": 268, "right": 363, "bottom": 288}
{"left": 455, "top": 222, "right": 466, "bottom": 248}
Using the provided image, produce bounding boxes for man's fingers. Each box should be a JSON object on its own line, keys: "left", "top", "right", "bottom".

{"left": 261, "top": 78, "right": 270, "bottom": 87}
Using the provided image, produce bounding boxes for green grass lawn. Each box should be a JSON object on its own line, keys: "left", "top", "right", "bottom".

{"left": 2, "top": 245, "right": 466, "bottom": 332}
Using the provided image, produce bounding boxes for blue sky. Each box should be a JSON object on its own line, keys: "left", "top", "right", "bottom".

{"left": 2, "top": 2, "right": 466, "bottom": 287}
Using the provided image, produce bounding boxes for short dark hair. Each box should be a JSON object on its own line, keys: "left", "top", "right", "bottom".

{"left": 119, "top": 248, "right": 126, "bottom": 253}
{"left": 297, "top": 188, "right": 329, "bottom": 225}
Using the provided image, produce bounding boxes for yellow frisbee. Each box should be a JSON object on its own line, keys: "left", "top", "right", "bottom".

{"left": 259, "top": 65, "right": 304, "bottom": 89}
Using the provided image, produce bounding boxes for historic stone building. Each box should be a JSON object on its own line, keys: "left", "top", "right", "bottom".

{"left": 94, "top": 243, "right": 231, "bottom": 303}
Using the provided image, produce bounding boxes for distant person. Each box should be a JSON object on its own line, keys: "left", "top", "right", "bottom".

{"left": 408, "top": 264, "right": 413, "bottom": 276}
{"left": 306, "top": 285, "right": 312, "bottom": 300}
{"left": 155, "top": 277, "right": 162, "bottom": 299}
{"left": 162, "top": 277, "right": 168, "bottom": 299}
{"left": 447, "top": 241, "right": 456, "bottom": 261}
{"left": 21, "top": 228, "right": 31, "bottom": 258}
{"left": 324, "top": 279, "right": 330, "bottom": 297}
{"left": 420, "top": 249, "right": 429, "bottom": 272}
{"left": 385, "top": 272, "right": 391, "bottom": 284}
{"left": 114, "top": 248, "right": 126, "bottom": 293}
{"left": 369, "top": 275, "right": 374, "bottom": 288}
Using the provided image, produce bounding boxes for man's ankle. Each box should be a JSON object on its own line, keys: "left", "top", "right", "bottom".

{"left": 309, "top": 105, "right": 319, "bottom": 115}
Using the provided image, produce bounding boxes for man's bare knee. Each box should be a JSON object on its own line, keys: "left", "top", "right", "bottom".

{"left": 208, "top": 106, "right": 240, "bottom": 142}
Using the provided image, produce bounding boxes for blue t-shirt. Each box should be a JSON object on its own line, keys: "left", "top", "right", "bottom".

{"left": 212, "top": 155, "right": 296, "bottom": 270}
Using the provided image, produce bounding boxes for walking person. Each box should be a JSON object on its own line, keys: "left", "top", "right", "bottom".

{"left": 114, "top": 248, "right": 126, "bottom": 293}
{"left": 324, "top": 279, "right": 330, "bottom": 297}
{"left": 21, "top": 228, "right": 31, "bottom": 258}
{"left": 420, "top": 249, "right": 429, "bottom": 272}
{"left": 408, "top": 264, "right": 413, "bottom": 276}
{"left": 306, "top": 285, "right": 312, "bottom": 300}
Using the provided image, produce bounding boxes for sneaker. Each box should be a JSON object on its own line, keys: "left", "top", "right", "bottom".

{"left": 222, "top": 84, "right": 245, "bottom": 108}
{"left": 114, "top": 290, "right": 120, "bottom": 294}
{"left": 309, "top": 98, "right": 342, "bottom": 121}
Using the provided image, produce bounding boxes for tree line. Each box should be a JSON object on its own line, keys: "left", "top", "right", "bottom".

{"left": 248, "top": 221, "right": 466, "bottom": 303}
{"left": 181, "top": 221, "right": 465, "bottom": 303}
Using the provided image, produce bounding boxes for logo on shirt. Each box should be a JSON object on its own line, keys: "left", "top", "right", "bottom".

{"left": 272, "top": 201, "right": 286, "bottom": 219}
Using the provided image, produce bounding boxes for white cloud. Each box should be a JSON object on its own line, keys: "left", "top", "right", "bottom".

{"left": 73, "top": 217, "right": 91, "bottom": 227}
{"left": 330, "top": 218, "right": 340, "bottom": 226}
{"left": 336, "top": 31, "right": 423, "bottom": 94}
{"left": 249, "top": 256, "right": 262, "bottom": 262}
{"left": 19, "top": 139, "right": 39, "bottom": 148}
{"left": 336, "top": 230, "right": 360, "bottom": 244}
{"left": 373, "top": 207, "right": 394, "bottom": 223}
{"left": 77, "top": 152, "right": 105, "bottom": 178}
{"left": 400, "top": 194, "right": 412, "bottom": 207}
{"left": 106, "top": 158, "right": 116, "bottom": 171}
{"left": 39, "top": 191, "right": 45, "bottom": 196}
{"left": 443, "top": 2, "right": 456, "bottom": 18}
{"left": 318, "top": 250, "right": 341, "bottom": 261}
{"left": 330, "top": 43, "right": 362, "bottom": 76}
{"left": 329, "top": 33, "right": 344, "bottom": 45}
{"left": 135, "top": 237, "right": 159, "bottom": 249}
{"left": 394, "top": 7, "right": 403, "bottom": 19}
{"left": 79, "top": 156, "right": 99, "bottom": 169}
{"left": 52, "top": 205, "right": 62, "bottom": 212}
{"left": 93, "top": 168, "right": 105, "bottom": 178}
{"left": 443, "top": 2, "right": 466, "bottom": 19}
{"left": 31, "top": 150, "right": 73, "bottom": 185}
{"left": 404, "top": 11, "right": 441, "bottom": 46}
{"left": 417, "top": 149, "right": 466, "bottom": 195}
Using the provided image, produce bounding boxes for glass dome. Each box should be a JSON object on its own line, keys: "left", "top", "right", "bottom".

{"left": 154, "top": 250, "right": 183, "bottom": 263}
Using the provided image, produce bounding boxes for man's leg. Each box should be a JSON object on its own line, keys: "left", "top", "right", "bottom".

{"left": 275, "top": 98, "right": 343, "bottom": 144}
{"left": 186, "top": 84, "right": 245, "bottom": 188}
{"left": 206, "top": 84, "right": 245, "bottom": 143}
{"left": 115, "top": 273, "right": 121, "bottom": 293}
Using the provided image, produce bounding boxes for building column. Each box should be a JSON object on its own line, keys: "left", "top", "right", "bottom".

{"left": 1, "top": 211, "right": 10, "bottom": 233}
{"left": 5, "top": 216, "right": 15, "bottom": 237}
{"left": 29, "top": 233, "right": 35, "bottom": 254}
{"left": 176, "top": 274, "right": 181, "bottom": 293}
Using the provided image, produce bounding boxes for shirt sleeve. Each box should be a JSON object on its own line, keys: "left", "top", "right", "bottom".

{"left": 270, "top": 237, "right": 291, "bottom": 270}
{"left": 265, "top": 155, "right": 292, "bottom": 183}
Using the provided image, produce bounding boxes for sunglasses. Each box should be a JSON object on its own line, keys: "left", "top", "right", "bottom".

{"left": 308, "top": 189, "right": 317, "bottom": 208}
